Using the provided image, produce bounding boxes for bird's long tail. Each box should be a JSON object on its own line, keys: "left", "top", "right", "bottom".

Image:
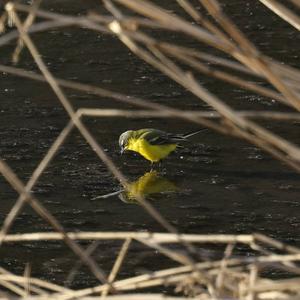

{"left": 183, "top": 128, "right": 208, "bottom": 139}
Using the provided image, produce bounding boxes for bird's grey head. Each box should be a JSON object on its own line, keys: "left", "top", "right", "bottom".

{"left": 119, "top": 130, "right": 133, "bottom": 154}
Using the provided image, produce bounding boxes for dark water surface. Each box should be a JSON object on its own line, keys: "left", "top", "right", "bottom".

{"left": 0, "top": 0, "right": 300, "bottom": 288}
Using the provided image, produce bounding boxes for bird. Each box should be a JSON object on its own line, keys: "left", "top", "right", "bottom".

{"left": 119, "top": 128, "right": 206, "bottom": 164}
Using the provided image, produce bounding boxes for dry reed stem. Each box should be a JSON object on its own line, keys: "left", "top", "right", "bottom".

{"left": 0, "top": 231, "right": 254, "bottom": 244}
{"left": 79, "top": 108, "right": 300, "bottom": 121}
{"left": 0, "top": 266, "right": 40, "bottom": 297}
{"left": 12, "top": 0, "right": 41, "bottom": 64}
{"left": 0, "top": 273, "right": 47, "bottom": 299}
{"left": 246, "top": 264, "right": 258, "bottom": 300}
{"left": 65, "top": 241, "right": 101, "bottom": 287}
{"left": 101, "top": 238, "right": 132, "bottom": 298}
{"left": 254, "top": 233, "right": 300, "bottom": 255}
{"left": 215, "top": 243, "right": 235, "bottom": 293}
{"left": 23, "top": 263, "right": 31, "bottom": 298}
{"left": 250, "top": 277, "right": 300, "bottom": 293}
{"left": 0, "top": 267, "right": 46, "bottom": 296}
{"left": 289, "top": 0, "right": 300, "bottom": 9}
{"left": 0, "top": 274, "right": 72, "bottom": 294}
{"left": 249, "top": 242, "right": 300, "bottom": 275}
{"left": 0, "top": 279, "right": 27, "bottom": 297}
{"left": 259, "top": 0, "right": 300, "bottom": 30}
{"left": 0, "top": 295, "right": 204, "bottom": 300}
{"left": 135, "top": 237, "right": 198, "bottom": 268}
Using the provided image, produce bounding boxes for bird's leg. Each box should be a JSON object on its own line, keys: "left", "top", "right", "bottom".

{"left": 150, "top": 161, "right": 154, "bottom": 171}
{"left": 158, "top": 160, "right": 162, "bottom": 169}
{"left": 150, "top": 161, "right": 161, "bottom": 171}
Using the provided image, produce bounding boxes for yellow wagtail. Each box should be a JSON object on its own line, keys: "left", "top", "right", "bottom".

{"left": 119, "top": 128, "right": 206, "bottom": 164}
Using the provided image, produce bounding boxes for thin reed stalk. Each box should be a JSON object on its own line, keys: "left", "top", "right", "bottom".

{"left": 0, "top": 1, "right": 300, "bottom": 299}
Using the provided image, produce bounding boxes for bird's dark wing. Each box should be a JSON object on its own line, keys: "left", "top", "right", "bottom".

{"left": 142, "top": 129, "right": 185, "bottom": 145}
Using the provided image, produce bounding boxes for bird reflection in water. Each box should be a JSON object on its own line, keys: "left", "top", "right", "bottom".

{"left": 92, "top": 170, "right": 178, "bottom": 204}
{"left": 119, "top": 170, "right": 178, "bottom": 204}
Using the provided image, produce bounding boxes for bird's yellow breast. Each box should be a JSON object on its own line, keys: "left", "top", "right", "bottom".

{"left": 127, "top": 138, "right": 177, "bottom": 163}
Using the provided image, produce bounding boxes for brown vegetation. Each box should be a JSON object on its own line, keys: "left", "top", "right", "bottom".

{"left": 0, "top": 0, "right": 300, "bottom": 299}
